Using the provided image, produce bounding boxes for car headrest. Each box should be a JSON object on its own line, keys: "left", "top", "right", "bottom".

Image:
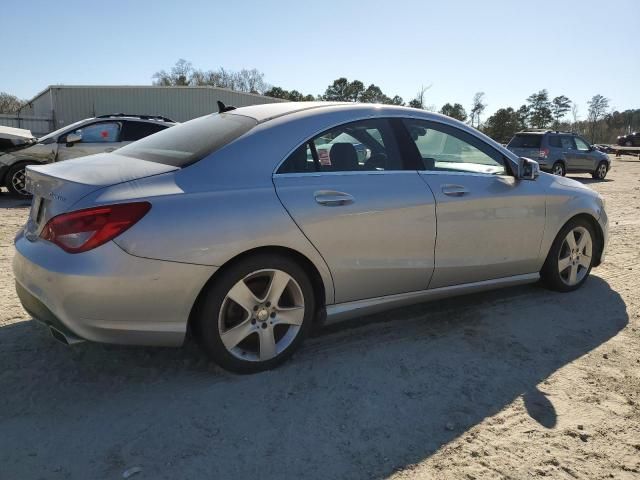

{"left": 329, "top": 143, "right": 359, "bottom": 171}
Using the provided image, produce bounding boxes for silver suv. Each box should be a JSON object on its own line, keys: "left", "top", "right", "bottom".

{"left": 507, "top": 130, "right": 611, "bottom": 180}
{"left": 0, "top": 114, "right": 175, "bottom": 197}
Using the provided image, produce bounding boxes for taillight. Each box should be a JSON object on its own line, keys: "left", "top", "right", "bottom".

{"left": 539, "top": 148, "right": 549, "bottom": 159}
{"left": 40, "top": 202, "right": 151, "bottom": 253}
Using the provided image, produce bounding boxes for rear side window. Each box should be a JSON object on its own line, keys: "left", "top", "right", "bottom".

{"left": 117, "top": 114, "right": 257, "bottom": 167}
{"left": 507, "top": 134, "right": 542, "bottom": 148}
{"left": 121, "top": 121, "right": 168, "bottom": 141}
{"left": 548, "top": 135, "right": 561, "bottom": 148}
{"left": 277, "top": 118, "right": 403, "bottom": 174}
{"left": 560, "top": 136, "right": 576, "bottom": 150}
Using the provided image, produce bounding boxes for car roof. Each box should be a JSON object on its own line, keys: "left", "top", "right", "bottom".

{"left": 228, "top": 101, "right": 349, "bottom": 123}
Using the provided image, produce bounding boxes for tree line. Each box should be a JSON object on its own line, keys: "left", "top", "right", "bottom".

{"left": 1, "top": 59, "right": 637, "bottom": 145}
{"left": 151, "top": 60, "right": 637, "bottom": 144}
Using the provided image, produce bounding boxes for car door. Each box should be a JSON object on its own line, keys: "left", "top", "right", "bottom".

{"left": 273, "top": 118, "right": 437, "bottom": 304}
{"left": 559, "top": 135, "right": 579, "bottom": 171}
{"left": 573, "top": 135, "right": 597, "bottom": 171}
{"left": 56, "top": 121, "right": 121, "bottom": 161}
{"left": 401, "top": 118, "right": 546, "bottom": 289}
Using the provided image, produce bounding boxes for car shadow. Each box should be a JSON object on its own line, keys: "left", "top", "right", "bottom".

{"left": 0, "top": 275, "right": 627, "bottom": 479}
{"left": 569, "top": 176, "right": 612, "bottom": 185}
{"left": 0, "top": 192, "right": 32, "bottom": 208}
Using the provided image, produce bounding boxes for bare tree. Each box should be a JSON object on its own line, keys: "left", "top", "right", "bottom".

{"left": 587, "top": 94, "right": 610, "bottom": 142}
{"left": 469, "top": 92, "right": 487, "bottom": 128}
{"left": 153, "top": 58, "right": 193, "bottom": 86}
{"left": 0, "top": 92, "right": 25, "bottom": 113}
{"left": 408, "top": 84, "right": 432, "bottom": 109}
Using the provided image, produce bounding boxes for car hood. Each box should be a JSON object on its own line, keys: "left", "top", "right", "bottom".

{"left": 0, "top": 126, "right": 36, "bottom": 154}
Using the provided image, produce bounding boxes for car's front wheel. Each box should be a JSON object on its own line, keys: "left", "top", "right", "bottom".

{"left": 195, "top": 253, "right": 315, "bottom": 373}
{"left": 592, "top": 161, "right": 608, "bottom": 180}
{"left": 625, "top": 140, "right": 633, "bottom": 147}
{"left": 551, "top": 161, "right": 566, "bottom": 176}
{"left": 6, "top": 162, "right": 35, "bottom": 197}
{"left": 541, "top": 218, "right": 596, "bottom": 292}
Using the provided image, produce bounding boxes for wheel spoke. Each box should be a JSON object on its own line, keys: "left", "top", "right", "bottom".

{"left": 275, "top": 306, "right": 305, "bottom": 326}
{"left": 568, "top": 264, "right": 578, "bottom": 285}
{"left": 265, "top": 270, "right": 291, "bottom": 306}
{"left": 578, "top": 254, "right": 591, "bottom": 269}
{"left": 558, "top": 256, "right": 571, "bottom": 272}
{"left": 221, "top": 320, "right": 255, "bottom": 350}
{"left": 227, "top": 279, "right": 260, "bottom": 314}
{"left": 565, "top": 231, "right": 577, "bottom": 250}
{"left": 577, "top": 233, "right": 588, "bottom": 251}
{"left": 258, "top": 328, "right": 277, "bottom": 360}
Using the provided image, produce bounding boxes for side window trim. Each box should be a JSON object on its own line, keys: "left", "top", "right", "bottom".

{"left": 400, "top": 118, "right": 514, "bottom": 177}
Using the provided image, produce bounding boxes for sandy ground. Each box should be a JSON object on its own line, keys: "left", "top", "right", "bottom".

{"left": 0, "top": 159, "right": 639, "bottom": 480}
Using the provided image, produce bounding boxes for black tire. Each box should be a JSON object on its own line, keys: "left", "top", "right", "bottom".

{"left": 591, "top": 161, "right": 608, "bottom": 180}
{"left": 625, "top": 140, "right": 633, "bottom": 147}
{"left": 540, "top": 217, "right": 596, "bottom": 293}
{"left": 6, "top": 162, "right": 34, "bottom": 197}
{"left": 551, "top": 161, "right": 566, "bottom": 176}
{"left": 195, "top": 253, "right": 316, "bottom": 374}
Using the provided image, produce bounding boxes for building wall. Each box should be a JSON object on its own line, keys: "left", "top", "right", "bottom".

{"left": 18, "top": 86, "right": 287, "bottom": 132}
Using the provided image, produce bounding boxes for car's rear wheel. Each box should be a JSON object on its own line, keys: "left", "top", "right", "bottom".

{"left": 6, "top": 162, "right": 35, "bottom": 197}
{"left": 541, "top": 218, "right": 596, "bottom": 292}
{"left": 195, "top": 254, "right": 315, "bottom": 373}
{"left": 592, "top": 161, "right": 608, "bottom": 180}
{"left": 551, "top": 161, "right": 566, "bottom": 176}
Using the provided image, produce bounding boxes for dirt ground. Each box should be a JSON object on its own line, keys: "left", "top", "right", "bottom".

{"left": 0, "top": 158, "right": 639, "bottom": 480}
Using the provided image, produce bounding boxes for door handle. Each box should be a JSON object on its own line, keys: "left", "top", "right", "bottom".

{"left": 314, "top": 190, "right": 354, "bottom": 206}
{"left": 104, "top": 147, "right": 116, "bottom": 153}
{"left": 441, "top": 184, "right": 469, "bottom": 196}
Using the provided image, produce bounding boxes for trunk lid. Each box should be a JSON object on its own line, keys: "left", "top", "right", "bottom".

{"left": 23, "top": 152, "right": 178, "bottom": 240}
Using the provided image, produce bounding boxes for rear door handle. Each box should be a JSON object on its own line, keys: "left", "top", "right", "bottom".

{"left": 441, "top": 184, "right": 469, "bottom": 196}
{"left": 314, "top": 190, "right": 354, "bottom": 206}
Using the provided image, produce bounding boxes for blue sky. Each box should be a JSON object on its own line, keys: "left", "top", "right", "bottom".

{"left": 3, "top": 0, "right": 638, "bottom": 118}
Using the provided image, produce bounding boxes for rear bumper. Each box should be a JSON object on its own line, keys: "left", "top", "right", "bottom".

{"left": 13, "top": 233, "right": 216, "bottom": 347}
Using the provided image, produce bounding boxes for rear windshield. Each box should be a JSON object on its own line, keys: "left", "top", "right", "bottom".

{"left": 507, "top": 134, "right": 542, "bottom": 148}
{"left": 116, "top": 113, "right": 257, "bottom": 167}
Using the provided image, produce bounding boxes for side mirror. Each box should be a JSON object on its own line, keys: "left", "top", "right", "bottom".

{"left": 65, "top": 133, "right": 82, "bottom": 145}
{"left": 519, "top": 157, "right": 540, "bottom": 181}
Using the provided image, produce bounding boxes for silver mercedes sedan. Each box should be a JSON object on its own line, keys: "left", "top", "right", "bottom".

{"left": 13, "top": 102, "right": 608, "bottom": 373}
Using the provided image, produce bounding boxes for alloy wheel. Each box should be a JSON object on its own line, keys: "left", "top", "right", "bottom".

{"left": 11, "top": 168, "right": 29, "bottom": 196}
{"left": 552, "top": 163, "right": 564, "bottom": 176}
{"left": 557, "top": 226, "right": 592, "bottom": 286}
{"left": 218, "top": 269, "right": 305, "bottom": 362}
{"left": 597, "top": 163, "right": 607, "bottom": 179}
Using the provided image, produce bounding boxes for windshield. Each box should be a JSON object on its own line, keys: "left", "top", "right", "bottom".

{"left": 508, "top": 134, "right": 542, "bottom": 148}
{"left": 38, "top": 119, "right": 88, "bottom": 142}
{"left": 116, "top": 113, "right": 257, "bottom": 167}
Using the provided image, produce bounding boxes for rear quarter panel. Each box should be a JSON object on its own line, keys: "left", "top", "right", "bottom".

{"left": 75, "top": 169, "right": 336, "bottom": 304}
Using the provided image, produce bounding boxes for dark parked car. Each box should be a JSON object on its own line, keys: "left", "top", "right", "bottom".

{"left": 617, "top": 132, "right": 640, "bottom": 147}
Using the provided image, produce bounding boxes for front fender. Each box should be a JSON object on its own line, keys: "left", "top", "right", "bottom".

{"left": 537, "top": 175, "right": 605, "bottom": 267}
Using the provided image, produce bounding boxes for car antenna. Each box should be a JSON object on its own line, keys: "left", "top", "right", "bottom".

{"left": 217, "top": 101, "right": 237, "bottom": 113}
